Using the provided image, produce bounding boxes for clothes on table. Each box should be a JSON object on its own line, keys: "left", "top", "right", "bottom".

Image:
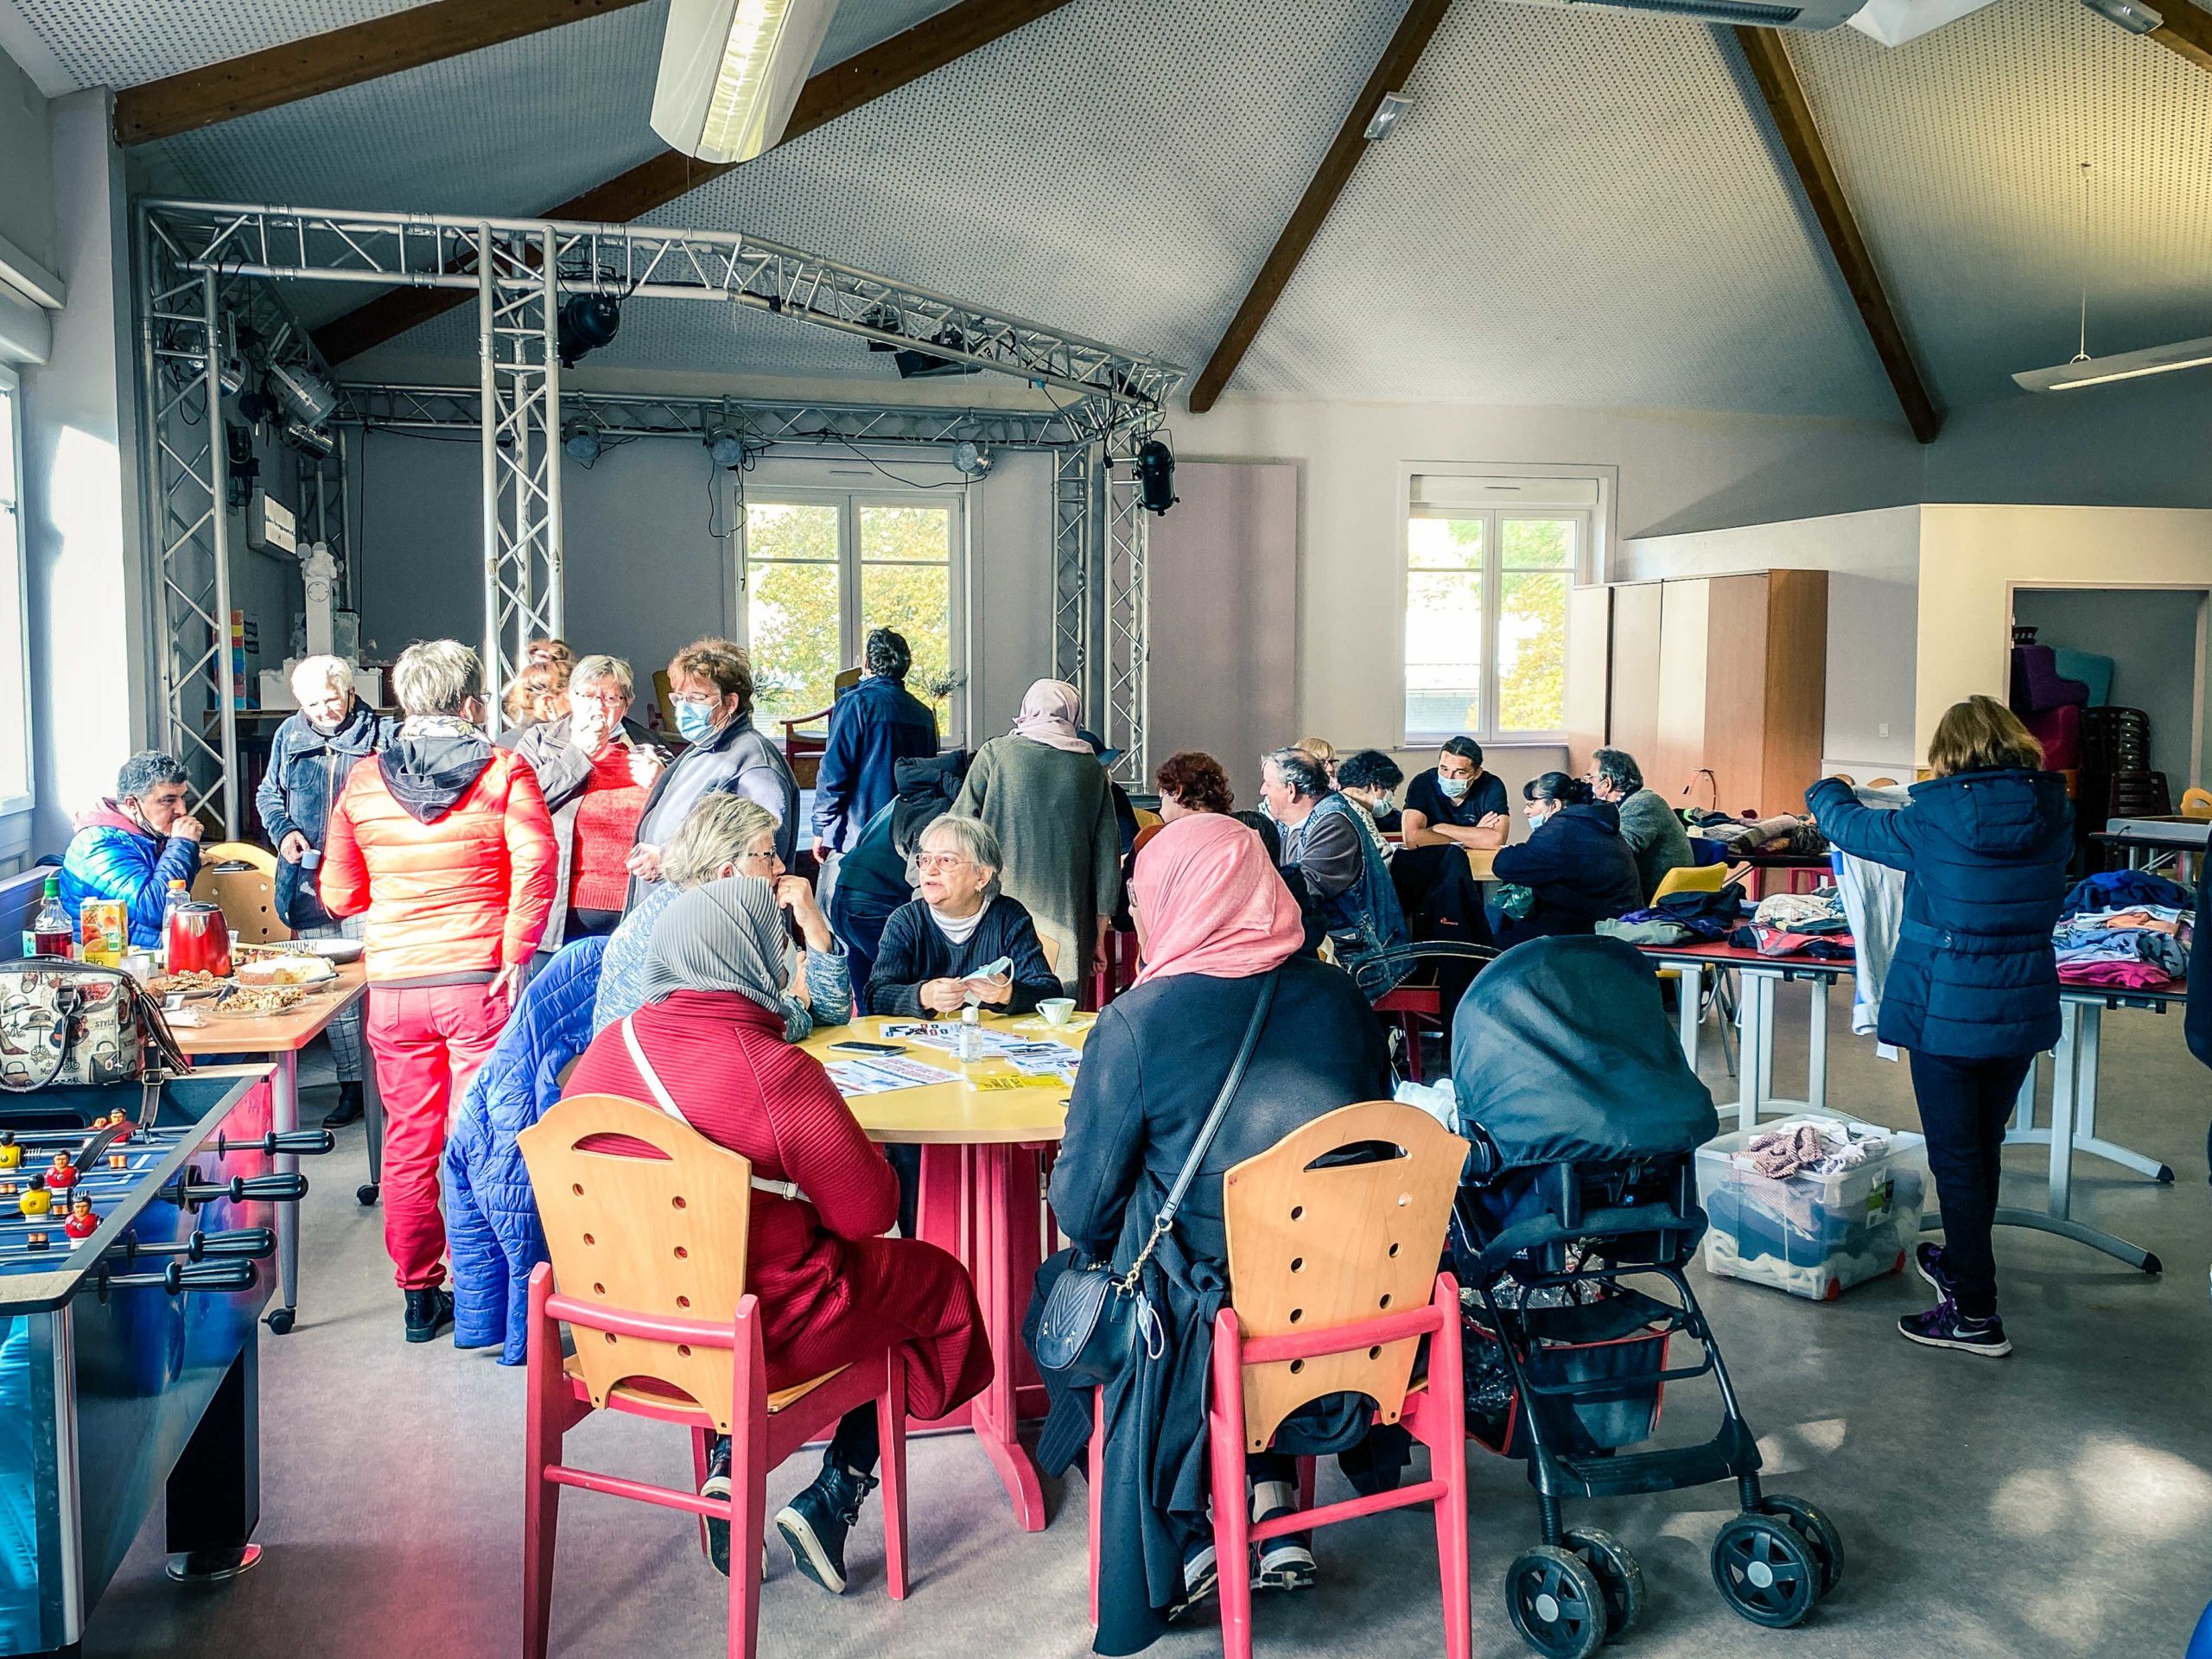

{"left": 1751, "top": 890, "right": 1847, "bottom": 931}
{"left": 2056, "top": 959, "right": 2176, "bottom": 990}
{"left": 2051, "top": 913, "right": 2189, "bottom": 977}
{"left": 1595, "top": 918, "right": 1694, "bottom": 946}
{"left": 1615, "top": 885, "right": 1745, "bottom": 940}
{"left": 2060, "top": 868, "right": 2194, "bottom": 920}
{"left": 1726, "top": 925, "right": 1854, "bottom": 960}
{"left": 1695, "top": 814, "right": 1829, "bottom": 858}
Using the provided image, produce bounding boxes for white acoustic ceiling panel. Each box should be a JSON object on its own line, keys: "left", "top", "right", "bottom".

{"left": 1238, "top": 0, "right": 1897, "bottom": 417}
{"left": 3, "top": 0, "right": 439, "bottom": 90}
{"left": 366, "top": 0, "right": 1411, "bottom": 378}
{"left": 1792, "top": 0, "right": 2212, "bottom": 404}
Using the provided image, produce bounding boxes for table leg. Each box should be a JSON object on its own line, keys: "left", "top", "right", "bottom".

{"left": 165, "top": 1344, "right": 264, "bottom": 1581}
{"left": 2008, "top": 1056, "right": 2038, "bottom": 1136}
{"left": 268, "top": 1051, "right": 298, "bottom": 1334}
{"left": 1675, "top": 963, "right": 1702, "bottom": 1071}
{"left": 2070, "top": 1007, "right": 2175, "bottom": 1183}
{"left": 1806, "top": 976, "right": 1829, "bottom": 1116}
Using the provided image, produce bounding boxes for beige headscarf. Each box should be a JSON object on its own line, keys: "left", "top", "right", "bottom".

{"left": 1010, "top": 678, "right": 1092, "bottom": 753}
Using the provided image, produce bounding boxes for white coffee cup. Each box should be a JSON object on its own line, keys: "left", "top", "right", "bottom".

{"left": 1038, "top": 996, "right": 1077, "bottom": 1027}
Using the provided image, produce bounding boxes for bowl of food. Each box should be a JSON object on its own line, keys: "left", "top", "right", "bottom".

{"left": 235, "top": 955, "right": 337, "bottom": 988}
{"left": 293, "top": 938, "right": 365, "bottom": 963}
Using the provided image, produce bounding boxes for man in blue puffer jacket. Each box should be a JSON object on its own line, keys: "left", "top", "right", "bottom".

{"left": 60, "top": 752, "right": 203, "bottom": 949}
{"left": 443, "top": 935, "right": 606, "bottom": 1361}
{"left": 1808, "top": 695, "right": 2071, "bottom": 1362}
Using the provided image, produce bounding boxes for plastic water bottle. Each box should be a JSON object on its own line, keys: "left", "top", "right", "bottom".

{"left": 955, "top": 1004, "right": 987, "bottom": 1067}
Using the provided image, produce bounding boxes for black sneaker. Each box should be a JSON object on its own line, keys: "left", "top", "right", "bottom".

{"left": 1899, "top": 1299, "right": 2011, "bottom": 1357}
{"left": 1165, "top": 1537, "right": 1218, "bottom": 1624}
{"left": 1250, "top": 1478, "right": 1315, "bottom": 1592}
{"left": 404, "top": 1287, "right": 454, "bottom": 1344}
{"left": 774, "top": 1456, "right": 876, "bottom": 1594}
{"left": 1915, "top": 1243, "right": 1957, "bottom": 1300}
{"left": 322, "top": 1083, "right": 365, "bottom": 1129}
{"left": 701, "top": 1436, "right": 733, "bottom": 1576}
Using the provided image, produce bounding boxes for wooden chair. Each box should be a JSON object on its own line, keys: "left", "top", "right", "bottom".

{"left": 780, "top": 668, "right": 863, "bottom": 789}
{"left": 1088, "top": 1103, "right": 1471, "bottom": 1658}
{"left": 518, "top": 1094, "right": 911, "bottom": 1659}
{"left": 2181, "top": 787, "right": 2212, "bottom": 822}
{"left": 192, "top": 842, "right": 289, "bottom": 944}
{"left": 1131, "top": 806, "right": 1163, "bottom": 835}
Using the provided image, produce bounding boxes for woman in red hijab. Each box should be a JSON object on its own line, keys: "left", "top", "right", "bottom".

{"left": 1039, "top": 815, "right": 1395, "bottom": 1652}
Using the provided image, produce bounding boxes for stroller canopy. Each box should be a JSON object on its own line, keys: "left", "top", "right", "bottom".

{"left": 1450, "top": 935, "right": 1718, "bottom": 1173}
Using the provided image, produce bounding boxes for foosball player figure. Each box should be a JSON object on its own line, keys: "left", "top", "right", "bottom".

{"left": 45, "top": 1152, "right": 77, "bottom": 1194}
{"left": 0, "top": 1130, "right": 18, "bottom": 1170}
{"left": 62, "top": 1198, "right": 97, "bottom": 1240}
{"left": 23, "top": 1230, "right": 48, "bottom": 1251}
{"left": 18, "top": 1175, "right": 49, "bottom": 1217}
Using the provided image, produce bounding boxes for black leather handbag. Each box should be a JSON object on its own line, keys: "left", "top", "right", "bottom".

{"left": 1031, "top": 972, "right": 1278, "bottom": 1388}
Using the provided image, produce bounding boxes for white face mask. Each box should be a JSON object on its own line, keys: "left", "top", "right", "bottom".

{"left": 1439, "top": 774, "right": 1471, "bottom": 801}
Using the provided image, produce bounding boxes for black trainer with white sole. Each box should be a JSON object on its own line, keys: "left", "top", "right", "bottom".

{"left": 774, "top": 1457, "right": 876, "bottom": 1595}
{"left": 1250, "top": 1479, "right": 1316, "bottom": 1592}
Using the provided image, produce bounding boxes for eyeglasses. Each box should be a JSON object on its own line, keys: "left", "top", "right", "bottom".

{"left": 573, "top": 687, "right": 627, "bottom": 706}
{"left": 737, "top": 849, "right": 779, "bottom": 868}
{"left": 914, "top": 853, "right": 971, "bottom": 872}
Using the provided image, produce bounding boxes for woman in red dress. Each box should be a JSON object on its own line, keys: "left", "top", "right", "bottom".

{"left": 564, "top": 876, "right": 989, "bottom": 1593}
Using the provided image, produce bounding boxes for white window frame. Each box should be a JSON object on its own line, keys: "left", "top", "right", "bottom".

{"left": 0, "top": 365, "right": 31, "bottom": 818}
{"left": 1396, "top": 462, "right": 1614, "bottom": 749}
{"left": 734, "top": 481, "right": 969, "bottom": 746}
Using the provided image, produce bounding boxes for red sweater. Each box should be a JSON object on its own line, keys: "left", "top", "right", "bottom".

{"left": 569, "top": 747, "right": 648, "bottom": 913}
{"left": 565, "top": 989, "right": 901, "bottom": 1381}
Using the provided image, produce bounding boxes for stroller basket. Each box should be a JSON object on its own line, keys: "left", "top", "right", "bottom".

{"left": 1466, "top": 1291, "right": 1674, "bottom": 1460}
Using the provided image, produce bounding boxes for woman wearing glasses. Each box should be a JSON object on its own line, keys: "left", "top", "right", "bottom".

{"left": 866, "top": 816, "right": 1060, "bottom": 1017}
{"left": 591, "top": 794, "right": 852, "bottom": 1040}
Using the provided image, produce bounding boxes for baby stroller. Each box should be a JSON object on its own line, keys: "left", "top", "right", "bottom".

{"left": 1446, "top": 937, "right": 1842, "bottom": 1658}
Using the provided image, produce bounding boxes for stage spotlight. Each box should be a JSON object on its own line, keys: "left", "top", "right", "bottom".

{"left": 266, "top": 361, "right": 339, "bottom": 428}
{"left": 1136, "top": 438, "right": 1177, "bottom": 515}
{"left": 563, "top": 417, "right": 602, "bottom": 464}
{"left": 557, "top": 292, "right": 621, "bottom": 367}
{"left": 893, "top": 326, "right": 982, "bottom": 381}
{"left": 952, "top": 441, "right": 993, "bottom": 478}
{"left": 703, "top": 422, "right": 747, "bottom": 468}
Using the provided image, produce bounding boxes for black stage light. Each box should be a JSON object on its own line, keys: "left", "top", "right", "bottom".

{"left": 893, "top": 326, "right": 982, "bottom": 380}
{"left": 1136, "top": 438, "right": 1177, "bottom": 515}
{"left": 557, "top": 292, "right": 621, "bottom": 367}
{"left": 563, "top": 417, "right": 602, "bottom": 464}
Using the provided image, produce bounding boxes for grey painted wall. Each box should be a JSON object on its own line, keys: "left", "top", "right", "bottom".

{"left": 2011, "top": 586, "right": 2208, "bottom": 791}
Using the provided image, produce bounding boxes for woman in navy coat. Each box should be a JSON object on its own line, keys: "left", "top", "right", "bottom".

{"left": 1808, "top": 696, "right": 2070, "bottom": 1360}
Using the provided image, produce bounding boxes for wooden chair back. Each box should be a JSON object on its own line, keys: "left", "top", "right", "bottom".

{"left": 1221, "top": 1101, "right": 1468, "bottom": 1452}
{"left": 2180, "top": 786, "right": 2212, "bottom": 821}
{"left": 1039, "top": 933, "right": 1061, "bottom": 976}
{"left": 192, "top": 842, "right": 289, "bottom": 943}
{"left": 518, "top": 1093, "right": 756, "bottom": 1433}
{"left": 651, "top": 669, "right": 680, "bottom": 737}
{"left": 1650, "top": 861, "right": 1726, "bottom": 902}
{"left": 1131, "top": 807, "right": 1163, "bottom": 834}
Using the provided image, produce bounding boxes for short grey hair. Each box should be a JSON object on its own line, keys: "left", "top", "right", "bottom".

{"left": 921, "top": 814, "right": 1001, "bottom": 876}
{"left": 1262, "top": 747, "right": 1330, "bottom": 801}
{"left": 289, "top": 654, "right": 353, "bottom": 701}
{"left": 118, "top": 750, "right": 188, "bottom": 802}
{"left": 570, "top": 653, "right": 634, "bottom": 699}
{"left": 391, "top": 639, "right": 480, "bottom": 718}
{"left": 1592, "top": 747, "right": 1643, "bottom": 797}
{"left": 662, "top": 795, "right": 779, "bottom": 888}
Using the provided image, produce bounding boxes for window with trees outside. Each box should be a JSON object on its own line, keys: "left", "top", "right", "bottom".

{"left": 1402, "top": 473, "right": 1590, "bottom": 745}
{"left": 740, "top": 491, "right": 963, "bottom": 741}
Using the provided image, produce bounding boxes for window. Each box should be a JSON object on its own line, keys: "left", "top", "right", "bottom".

{"left": 739, "top": 490, "right": 963, "bottom": 740}
{"left": 0, "top": 368, "right": 28, "bottom": 815}
{"left": 1402, "top": 472, "right": 1596, "bottom": 744}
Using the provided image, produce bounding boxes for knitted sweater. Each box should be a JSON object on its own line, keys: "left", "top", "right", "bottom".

{"left": 865, "top": 895, "right": 1060, "bottom": 1016}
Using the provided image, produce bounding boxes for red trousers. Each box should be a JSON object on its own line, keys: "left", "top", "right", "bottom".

{"left": 366, "top": 981, "right": 510, "bottom": 1291}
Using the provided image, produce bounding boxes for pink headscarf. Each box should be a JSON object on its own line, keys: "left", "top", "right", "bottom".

{"left": 1132, "top": 814, "right": 1305, "bottom": 986}
{"left": 1010, "top": 678, "right": 1092, "bottom": 753}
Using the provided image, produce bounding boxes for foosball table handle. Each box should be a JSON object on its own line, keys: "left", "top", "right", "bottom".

{"left": 103, "top": 1225, "right": 276, "bottom": 1265}
{"left": 103, "top": 1257, "right": 258, "bottom": 1295}
{"left": 162, "top": 1172, "right": 310, "bottom": 1208}
{"left": 215, "top": 1129, "right": 337, "bottom": 1158}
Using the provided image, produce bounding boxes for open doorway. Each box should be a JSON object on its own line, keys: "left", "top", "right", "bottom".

{"left": 2008, "top": 586, "right": 2209, "bottom": 809}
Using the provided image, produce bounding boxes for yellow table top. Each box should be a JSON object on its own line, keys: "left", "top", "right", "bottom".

{"left": 796, "top": 1013, "right": 1096, "bottom": 1146}
{"left": 1465, "top": 848, "right": 1497, "bottom": 881}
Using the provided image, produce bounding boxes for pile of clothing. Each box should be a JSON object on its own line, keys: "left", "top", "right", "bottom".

{"left": 2053, "top": 870, "right": 2193, "bottom": 990}
{"left": 1727, "top": 891, "right": 1853, "bottom": 958}
{"left": 1594, "top": 884, "right": 1746, "bottom": 946}
{"left": 1735, "top": 1119, "right": 1887, "bottom": 1179}
{"left": 1688, "top": 812, "right": 1831, "bottom": 859}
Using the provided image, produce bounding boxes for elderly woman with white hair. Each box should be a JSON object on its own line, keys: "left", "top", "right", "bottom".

{"left": 512, "top": 652, "right": 671, "bottom": 957}
{"left": 591, "top": 793, "right": 851, "bottom": 1040}
{"left": 254, "top": 653, "right": 393, "bottom": 1128}
{"left": 865, "top": 816, "right": 1060, "bottom": 1017}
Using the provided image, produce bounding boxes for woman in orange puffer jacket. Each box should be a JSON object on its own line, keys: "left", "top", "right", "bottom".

{"left": 321, "top": 640, "right": 558, "bottom": 1344}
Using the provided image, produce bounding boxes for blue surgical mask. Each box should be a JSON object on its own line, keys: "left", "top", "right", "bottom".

{"left": 1439, "top": 774, "right": 1471, "bottom": 801}
{"left": 1370, "top": 794, "right": 1393, "bottom": 814}
{"left": 675, "top": 700, "right": 718, "bottom": 743}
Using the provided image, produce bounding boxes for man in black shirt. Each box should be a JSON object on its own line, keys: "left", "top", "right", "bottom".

{"left": 1394, "top": 736, "right": 1507, "bottom": 963}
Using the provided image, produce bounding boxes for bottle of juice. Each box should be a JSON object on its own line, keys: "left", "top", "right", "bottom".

{"left": 79, "top": 899, "right": 126, "bottom": 968}
{"left": 26, "top": 877, "right": 71, "bottom": 958}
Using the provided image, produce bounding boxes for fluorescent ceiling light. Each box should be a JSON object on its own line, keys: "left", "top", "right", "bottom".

{"left": 2012, "top": 334, "right": 2212, "bottom": 392}
{"left": 652, "top": 0, "right": 840, "bottom": 166}
{"left": 1364, "top": 92, "right": 1411, "bottom": 141}
{"left": 1845, "top": 0, "right": 2001, "bottom": 46}
{"left": 2079, "top": 0, "right": 2162, "bottom": 32}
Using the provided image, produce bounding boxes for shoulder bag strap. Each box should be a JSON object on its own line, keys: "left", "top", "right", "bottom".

{"left": 620, "top": 1015, "right": 804, "bottom": 1203}
{"left": 1118, "top": 969, "right": 1279, "bottom": 1289}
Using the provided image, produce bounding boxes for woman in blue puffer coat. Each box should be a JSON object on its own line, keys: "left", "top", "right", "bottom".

{"left": 1807, "top": 696, "right": 2070, "bottom": 1361}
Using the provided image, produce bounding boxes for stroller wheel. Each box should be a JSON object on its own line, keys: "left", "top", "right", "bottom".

{"left": 1561, "top": 1527, "right": 1643, "bottom": 1638}
{"left": 1506, "top": 1546, "right": 1608, "bottom": 1659}
{"left": 1758, "top": 1494, "right": 1843, "bottom": 1598}
{"left": 1711, "top": 1514, "right": 1818, "bottom": 1629}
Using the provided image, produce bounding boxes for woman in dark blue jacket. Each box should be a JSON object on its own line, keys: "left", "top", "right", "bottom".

{"left": 1488, "top": 773, "right": 1642, "bottom": 949}
{"left": 1807, "top": 696, "right": 2070, "bottom": 1360}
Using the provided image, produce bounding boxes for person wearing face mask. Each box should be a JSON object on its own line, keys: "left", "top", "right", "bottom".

{"left": 60, "top": 750, "right": 205, "bottom": 950}
{"left": 1487, "top": 772, "right": 1642, "bottom": 950}
{"left": 1394, "top": 735, "right": 1510, "bottom": 954}
{"left": 593, "top": 793, "right": 851, "bottom": 1041}
{"left": 866, "top": 816, "right": 1058, "bottom": 1017}
{"left": 256, "top": 655, "right": 396, "bottom": 1127}
{"left": 1334, "top": 749, "right": 1405, "bottom": 851}
{"left": 1259, "top": 747, "right": 1409, "bottom": 995}
{"left": 1584, "top": 747, "right": 1692, "bottom": 902}
{"left": 624, "top": 638, "right": 800, "bottom": 905}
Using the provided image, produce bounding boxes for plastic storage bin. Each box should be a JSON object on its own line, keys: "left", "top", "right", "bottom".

{"left": 1695, "top": 1121, "right": 1928, "bottom": 1301}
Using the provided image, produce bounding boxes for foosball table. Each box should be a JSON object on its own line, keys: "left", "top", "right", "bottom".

{"left": 0, "top": 1065, "right": 329, "bottom": 1656}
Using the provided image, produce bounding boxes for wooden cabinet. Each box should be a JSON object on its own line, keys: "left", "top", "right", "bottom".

{"left": 1602, "top": 569, "right": 1826, "bottom": 819}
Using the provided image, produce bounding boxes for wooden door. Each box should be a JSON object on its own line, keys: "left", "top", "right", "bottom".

{"left": 1702, "top": 575, "right": 1774, "bottom": 817}
{"left": 1760, "top": 569, "right": 1828, "bottom": 817}
{"left": 1653, "top": 579, "right": 1711, "bottom": 805}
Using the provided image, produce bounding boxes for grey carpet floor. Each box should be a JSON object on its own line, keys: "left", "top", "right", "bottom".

{"left": 80, "top": 984, "right": 2212, "bottom": 1657}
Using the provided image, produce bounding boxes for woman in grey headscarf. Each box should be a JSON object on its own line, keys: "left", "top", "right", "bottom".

{"left": 565, "top": 876, "right": 990, "bottom": 1599}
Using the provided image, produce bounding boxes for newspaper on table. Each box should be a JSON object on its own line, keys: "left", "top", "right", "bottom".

{"left": 822, "top": 1054, "right": 959, "bottom": 1096}
{"left": 878, "top": 1021, "right": 1083, "bottom": 1082}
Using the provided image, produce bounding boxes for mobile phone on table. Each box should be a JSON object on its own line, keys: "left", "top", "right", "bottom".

{"left": 831, "top": 1040, "right": 906, "bottom": 1056}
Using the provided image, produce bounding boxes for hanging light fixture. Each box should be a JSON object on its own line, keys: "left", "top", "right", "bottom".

{"left": 2014, "top": 162, "right": 2212, "bottom": 392}
{"left": 652, "top": 0, "right": 840, "bottom": 165}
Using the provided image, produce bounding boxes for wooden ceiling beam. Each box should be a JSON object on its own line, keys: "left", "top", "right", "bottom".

{"left": 1734, "top": 28, "right": 1942, "bottom": 444}
{"left": 113, "top": 0, "right": 655, "bottom": 146}
{"left": 312, "top": 0, "right": 1074, "bottom": 365}
{"left": 1185, "top": 0, "right": 1453, "bottom": 415}
{"left": 2147, "top": 0, "right": 2212, "bottom": 73}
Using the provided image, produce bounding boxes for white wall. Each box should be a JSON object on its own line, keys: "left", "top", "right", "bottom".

{"left": 1924, "top": 377, "right": 2212, "bottom": 512}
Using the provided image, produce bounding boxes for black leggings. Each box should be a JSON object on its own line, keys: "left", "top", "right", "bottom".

{"left": 1910, "top": 1050, "right": 2034, "bottom": 1320}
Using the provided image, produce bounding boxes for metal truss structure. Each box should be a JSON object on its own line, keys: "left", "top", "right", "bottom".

{"left": 136, "top": 196, "right": 1180, "bottom": 801}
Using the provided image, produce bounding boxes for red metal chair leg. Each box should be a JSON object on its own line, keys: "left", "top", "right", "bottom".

{"left": 523, "top": 1268, "right": 563, "bottom": 1659}
{"left": 727, "top": 1308, "right": 770, "bottom": 1659}
{"left": 878, "top": 1350, "right": 910, "bottom": 1600}
{"left": 1420, "top": 1275, "right": 1473, "bottom": 1659}
{"left": 1208, "top": 1316, "right": 1255, "bottom": 1659}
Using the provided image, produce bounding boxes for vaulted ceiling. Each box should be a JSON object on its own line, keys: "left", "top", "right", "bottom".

{"left": 9, "top": 0, "right": 2212, "bottom": 423}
